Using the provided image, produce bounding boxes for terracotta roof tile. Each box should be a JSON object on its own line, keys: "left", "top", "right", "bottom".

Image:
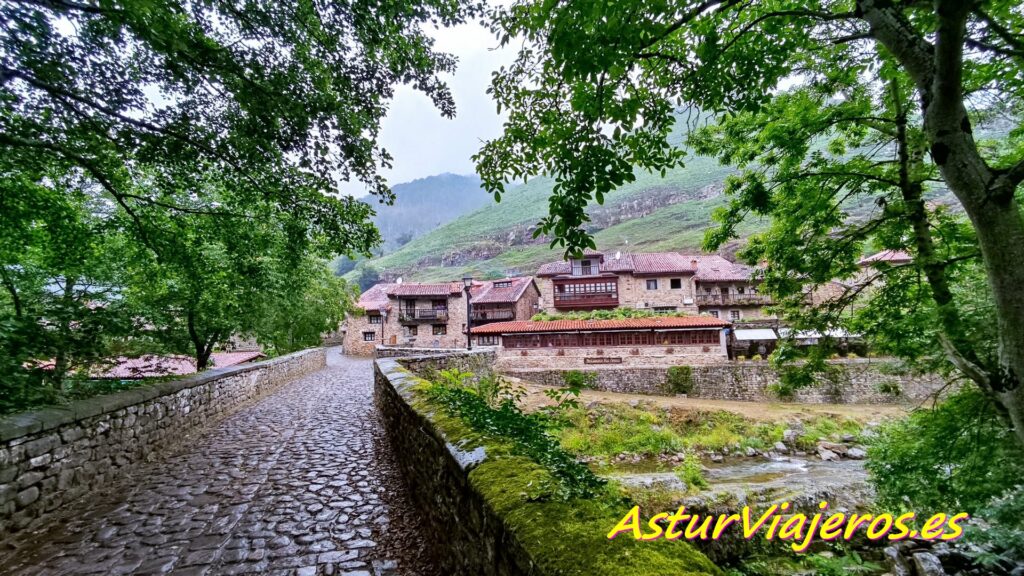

{"left": 95, "top": 351, "right": 264, "bottom": 379}
{"left": 388, "top": 282, "right": 463, "bottom": 298}
{"left": 536, "top": 251, "right": 696, "bottom": 277}
{"left": 689, "top": 254, "right": 755, "bottom": 282}
{"left": 356, "top": 282, "right": 396, "bottom": 311}
{"left": 470, "top": 277, "right": 535, "bottom": 304}
{"left": 470, "top": 316, "right": 730, "bottom": 334}
{"left": 630, "top": 252, "right": 696, "bottom": 275}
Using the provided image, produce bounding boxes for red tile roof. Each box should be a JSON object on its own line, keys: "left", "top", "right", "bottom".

{"left": 388, "top": 282, "right": 463, "bottom": 298}
{"left": 356, "top": 283, "right": 396, "bottom": 312}
{"left": 536, "top": 251, "right": 696, "bottom": 277}
{"left": 690, "top": 254, "right": 756, "bottom": 282}
{"left": 631, "top": 253, "right": 697, "bottom": 275}
{"left": 95, "top": 351, "right": 264, "bottom": 379}
{"left": 858, "top": 250, "right": 912, "bottom": 266}
{"left": 471, "top": 316, "right": 730, "bottom": 334}
{"left": 470, "top": 277, "right": 536, "bottom": 304}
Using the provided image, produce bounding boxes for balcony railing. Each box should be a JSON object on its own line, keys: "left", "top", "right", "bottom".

{"left": 399, "top": 308, "right": 449, "bottom": 323}
{"left": 553, "top": 292, "right": 619, "bottom": 309}
{"left": 695, "top": 293, "right": 773, "bottom": 306}
{"left": 471, "top": 308, "right": 514, "bottom": 322}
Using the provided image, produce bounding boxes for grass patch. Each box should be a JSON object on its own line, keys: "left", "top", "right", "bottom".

{"left": 555, "top": 403, "right": 864, "bottom": 459}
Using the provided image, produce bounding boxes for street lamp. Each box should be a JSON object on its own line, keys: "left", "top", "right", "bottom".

{"left": 378, "top": 304, "right": 388, "bottom": 346}
{"left": 463, "top": 276, "right": 473, "bottom": 350}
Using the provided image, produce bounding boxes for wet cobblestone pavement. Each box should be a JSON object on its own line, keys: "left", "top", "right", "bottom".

{"left": 0, "top": 349, "right": 439, "bottom": 576}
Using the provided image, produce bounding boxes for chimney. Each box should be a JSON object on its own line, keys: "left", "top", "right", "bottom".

{"left": 691, "top": 259, "right": 698, "bottom": 268}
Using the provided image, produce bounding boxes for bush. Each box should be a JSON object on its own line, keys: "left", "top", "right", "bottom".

{"left": 866, "top": 387, "right": 1024, "bottom": 515}
{"left": 965, "top": 485, "right": 1024, "bottom": 568}
{"left": 665, "top": 366, "right": 693, "bottom": 395}
{"left": 673, "top": 452, "right": 708, "bottom": 491}
{"left": 426, "top": 372, "right": 606, "bottom": 499}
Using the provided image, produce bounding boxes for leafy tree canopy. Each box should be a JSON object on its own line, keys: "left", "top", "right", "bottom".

{"left": 477, "top": 0, "right": 1024, "bottom": 445}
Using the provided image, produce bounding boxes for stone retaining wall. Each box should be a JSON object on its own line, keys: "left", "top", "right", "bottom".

{"left": 374, "top": 345, "right": 472, "bottom": 359}
{"left": 374, "top": 354, "right": 535, "bottom": 576}
{"left": 0, "top": 348, "right": 325, "bottom": 537}
{"left": 505, "top": 359, "right": 943, "bottom": 404}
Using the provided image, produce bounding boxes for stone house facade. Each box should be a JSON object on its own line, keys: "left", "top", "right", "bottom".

{"left": 343, "top": 278, "right": 540, "bottom": 356}
{"left": 535, "top": 251, "right": 774, "bottom": 321}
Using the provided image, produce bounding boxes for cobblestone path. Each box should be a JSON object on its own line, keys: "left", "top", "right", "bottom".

{"left": 0, "top": 349, "right": 438, "bottom": 576}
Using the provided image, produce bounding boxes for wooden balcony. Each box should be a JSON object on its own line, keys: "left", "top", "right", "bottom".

{"left": 552, "top": 292, "right": 619, "bottom": 310}
{"left": 471, "top": 308, "right": 515, "bottom": 323}
{"left": 399, "top": 308, "right": 449, "bottom": 323}
{"left": 695, "top": 293, "right": 773, "bottom": 306}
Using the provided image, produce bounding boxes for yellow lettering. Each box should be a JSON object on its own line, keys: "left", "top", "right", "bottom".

{"left": 664, "top": 506, "right": 689, "bottom": 540}
{"left": 742, "top": 505, "right": 778, "bottom": 539}
{"left": 640, "top": 512, "right": 669, "bottom": 541}
{"left": 844, "top": 514, "right": 873, "bottom": 539}
{"left": 941, "top": 513, "right": 969, "bottom": 541}
{"left": 684, "top": 515, "right": 714, "bottom": 540}
{"left": 711, "top": 513, "right": 741, "bottom": 540}
{"left": 607, "top": 506, "right": 643, "bottom": 540}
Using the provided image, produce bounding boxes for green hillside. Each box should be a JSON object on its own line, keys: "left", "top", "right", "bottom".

{"left": 345, "top": 153, "right": 747, "bottom": 283}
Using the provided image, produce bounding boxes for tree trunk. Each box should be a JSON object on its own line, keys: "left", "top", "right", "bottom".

{"left": 52, "top": 275, "right": 77, "bottom": 391}
{"left": 861, "top": 0, "right": 1024, "bottom": 446}
{"left": 186, "top": 309, "right": 214, "bottom": 371}
{"left": 965, "top": 201, "right": 1024, "bottom": 445}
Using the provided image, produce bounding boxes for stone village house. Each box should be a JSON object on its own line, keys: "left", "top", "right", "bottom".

{"left": 342, "top": 277, "right": 540, "bottom": 356}
{"left": 535, "top": 250, "right": 773, "bottom": 322}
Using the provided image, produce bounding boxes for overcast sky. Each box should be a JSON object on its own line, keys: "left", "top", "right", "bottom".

{"left": 355, "top": 19, "right": 516, "bottom": 194}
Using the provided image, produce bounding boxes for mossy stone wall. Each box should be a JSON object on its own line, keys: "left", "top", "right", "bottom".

{"left": 374, "top": 355, "right": 537, "bottom": 576}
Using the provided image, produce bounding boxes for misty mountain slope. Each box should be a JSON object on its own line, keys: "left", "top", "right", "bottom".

{"left": 346, "top": 153, "right": 741, "bottom": 282}
{"left": 366, "top": 173, "right": 494, "bottom": 251}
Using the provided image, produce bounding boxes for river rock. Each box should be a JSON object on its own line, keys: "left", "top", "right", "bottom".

{"left": 847, "top": 447, "right": 867, "bottom": 459}
{"left": 884, "top": 545, "right": 913, "bottom": 576}
{"left": 782, "top": 429, "right": 800, "bottom": 443}
{"left": 773, "top": 442, "right": 788, "bottom": 454}
{"left": 745, "top": 447, "right": 757, "bottom": 457}
{"left": 911, "top": 552, "right": 947, "bottom": 576}
{"left": 818, "top": 441, "right": 849, "bottom": 455}
{"left": 818, "top": 447, "right": 840, "bottom": 461}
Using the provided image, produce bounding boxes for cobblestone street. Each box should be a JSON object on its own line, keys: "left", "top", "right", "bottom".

{"left": 0, "top": 349, "right": 438, "bottom": 576}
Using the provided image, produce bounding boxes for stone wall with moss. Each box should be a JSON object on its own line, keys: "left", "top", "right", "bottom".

{"left": 374, "top": 352, "right": 722, "bottom": 576}
{"left": 505, "top": 359, "right": 943, "bottom": 404}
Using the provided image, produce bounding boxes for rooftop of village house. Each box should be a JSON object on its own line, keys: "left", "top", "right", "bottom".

{"left": 354, "top": 276, "right": 537, "bottom": 312}
{"left": 536, "top": 250, "right": 758, "bottom": 282}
